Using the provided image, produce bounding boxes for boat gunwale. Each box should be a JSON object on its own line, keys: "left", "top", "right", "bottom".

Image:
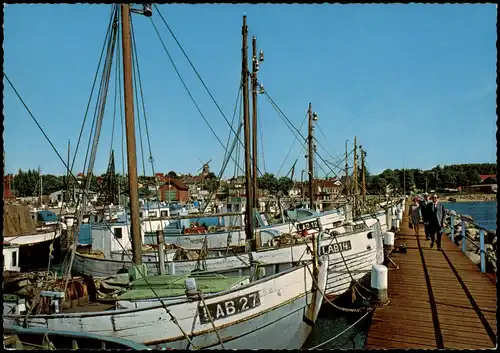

{"left": 74, "top": 224, "right": 377, "bottom": 266}
{"left": 5, "top": 261, "right": 312, "bottom": 320}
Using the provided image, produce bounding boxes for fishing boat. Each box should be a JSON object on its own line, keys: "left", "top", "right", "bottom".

{"left": 4, "top": 256, "right": 329, "bottom": 349}
{"left": 3, "top": 204, "right": 62, "bottom": 271}
{"left": 3, "top": 5, "right": 329, "bottom": 349}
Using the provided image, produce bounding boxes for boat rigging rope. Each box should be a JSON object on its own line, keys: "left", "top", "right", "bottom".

{"left": 307, "top": 306, "right": 373, "bottom": 350}
{"left": 149, "top": 18, "right": 259, "bottom": 183}
{"left": 130, "top": 17, "right": 170, "bottom": 271}
{"left": 261, "top": 90, "right": 342, "bottom": 180}
{"left": 70, "top": 6, "right": 117, "bottom": 180}
{"left": 223, "top": 82, "right": 242, "bottom": 178}
{"left": 315, "top": 121, "right": 340, "bottom": 164}
{"left": 304, "top": 264, "right": 373, "bottom": 315}
{"left": 6, "top": 16, "right": 197, "bottom": 351}
{"left": 258, "top": 111, "right": 267, "bottom": 173}
{"left": 196, "top": 292, "right": 225, "bottom": 349}
{"left": 276, "top": 112, "right": 308, "bottom": 177}
{"left": 152, "top": 4, "right": 264, "bottom": 178}
{"left": 65, "top": 9, "right": 120, "bottom": 296}
{"left": 129, "top": 15, "right": 166, "bottom": 270}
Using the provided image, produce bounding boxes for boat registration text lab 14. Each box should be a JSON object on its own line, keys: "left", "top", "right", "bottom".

{"left": 320, "top": 240, "right": 352, "bottom": 255}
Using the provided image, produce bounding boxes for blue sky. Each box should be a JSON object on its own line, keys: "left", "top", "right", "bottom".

{"left": 4, "top": 4, "right": 497, "bottom": 179}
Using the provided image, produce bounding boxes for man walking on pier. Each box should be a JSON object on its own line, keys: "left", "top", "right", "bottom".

{"left": 428, "top": 194, "right": 446, "bottom": 250}
{"left": 421, "top": 193, "right": 432, "bottom": 240}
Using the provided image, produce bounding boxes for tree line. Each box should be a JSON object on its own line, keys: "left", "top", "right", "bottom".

{"left": 8, "top": 163, "right": 495, "bottom": 198}
{"left": 366, "top": 163, "right": 496, "bottom": 194}
{"left": 9, "top": 169, "right": 115, "bottom": 198}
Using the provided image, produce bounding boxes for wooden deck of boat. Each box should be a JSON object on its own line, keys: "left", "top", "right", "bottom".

{"left": 365, "top": 207, "right": 497, "bottom": 349}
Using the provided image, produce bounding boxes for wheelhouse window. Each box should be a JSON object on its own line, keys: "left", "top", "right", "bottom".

{"left": 114, "top": 227, "right": 123, "bottom": 239}
{"left": 12, "top": 251, "right": 17, "bottom": 267}
{"left": 160, "top": 210, "right": 168, "bottom": 218}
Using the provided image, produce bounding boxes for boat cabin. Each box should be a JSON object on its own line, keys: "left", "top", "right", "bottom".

{"left": 3, "top": 244, "right": 20, "bottom": 272}
{"left": 34, "top": 210, "right": 59, "bottom": 226}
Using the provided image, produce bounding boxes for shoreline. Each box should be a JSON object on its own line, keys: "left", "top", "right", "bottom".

{"left": 440, "top": 194, "right": 496, "bottom": 203}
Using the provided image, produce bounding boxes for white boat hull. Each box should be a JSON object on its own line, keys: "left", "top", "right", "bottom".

{"left": 162, "top": 210, "right": 346, "bottom": 250}
{"left": 5, "top": 259, "right": 329, "bottom": 350}
{"left": 3, "top": 230, "right": 61, "bottom": 270}
{"left": 73, "top": 224, "right": 382, "bottom": 300}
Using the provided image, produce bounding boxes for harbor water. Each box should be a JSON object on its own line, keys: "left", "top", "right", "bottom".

{"left": 305, "top": 201, "right": 497, "bottom": 349}
{"left": 442, "top": 201, "right": 497, "bottom": 230}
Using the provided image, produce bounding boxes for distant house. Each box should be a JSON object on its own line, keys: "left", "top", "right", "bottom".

{"left": 464, "top": 184, "right": 497, "bottom": 194}
{"left": 303, "top": 178, "right": 343, "bottom": 209}
{"left": 479, "top": 174, "right": 496, "bottom": 183}
{"left": 49, "top": 190, "right": 66, "bottom": 204}
{"left": 159, "top": 179, "right": 189, "bottom": 202}
{"left": 288, "top": 186, "right": 302, "bottom": 198}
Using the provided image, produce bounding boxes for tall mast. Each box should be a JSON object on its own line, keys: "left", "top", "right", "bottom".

{"left": 403, "top": 152, "right": 406, "bottom": 196}
{"left": 344, "top": 140, "right": 349, "bottom": 197}
{"left": 251, "top": 36, "right": 258, "bottom": 209}
{"left": 121, "top": 4, "right": 142, "bottom": 266}
{"left": 242, "top": 16, "right": 254, "bottom": 245}
{"left": 361, "top": 146, "right": 366, "bottom": 203}
{"left": 39, "top": 166, "right": 42, "bottom": 206}
{"left": 308, "top": 103, "right": 314, "bottom": 210}
{"left": 353, "top": 136, "right": 358, "bottom": 216}
{"left": 66, "top": 139, "right": 70, "bottom": 204}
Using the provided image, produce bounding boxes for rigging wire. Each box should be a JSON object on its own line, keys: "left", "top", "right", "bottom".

{"left": 223, "top": 81, "right": 243, "bottom": 178}
{"left": 130, "top": 14, "right": 168, "bottom": 270}
{"left": 149, "top": 18, "right": 262, "bottom": 188}
{"left": 262, "top": 92, "right": 333, "bottom": 179}
{"left": 69, "top": 8, "right": 116, "bottom": 178}
{"left": 6, "top": 24, "right": 197, "bottom": 350}
{"left": 261, "top": 89, "right": 349, "bottom": 180}
{"left": 116, "top": 22, "right": 126, "bottom": 179}
{"left": 3, "top": 74, "right": 91, "bottom": 192}
{"left": 314, "top": 121, "right": 341, "bottom": 164}
{"left": 152, "top": 4, "right": 257, "bottom": 172}
{"left": 276, "top": 112, "right": 308, "bottom": 177}
{"left": 258, "top": 110, "right": 266, "bottom": 174}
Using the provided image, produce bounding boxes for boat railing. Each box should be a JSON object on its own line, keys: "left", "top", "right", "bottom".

{"left": 445, "top": 209, "right": 496, "bottom": 273}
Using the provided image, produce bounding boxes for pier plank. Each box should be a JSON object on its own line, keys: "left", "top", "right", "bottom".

{"left": 364, "top": 206, "right": 496, "bottom": 349}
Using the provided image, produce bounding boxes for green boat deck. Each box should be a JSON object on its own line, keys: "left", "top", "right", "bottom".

{"left": 118, "top": 274, "right": 249, "bottom": 300}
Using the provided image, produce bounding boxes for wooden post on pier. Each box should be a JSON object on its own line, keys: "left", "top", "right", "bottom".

{"left": 479, "top": 229, "right": 486, "bottom": 273}
{"left": 461, "top": 217, "right": 466, "bottom": 253}
{"left": 156, "top": 230, "right": 166, "bottom": 275}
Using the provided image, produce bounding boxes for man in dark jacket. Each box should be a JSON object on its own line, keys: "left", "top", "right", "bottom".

{"left": 427, "top": 194, "right": 446, "bottom": 250}
{"left": 421, "top": 193, "right": 432, "bottom": 240}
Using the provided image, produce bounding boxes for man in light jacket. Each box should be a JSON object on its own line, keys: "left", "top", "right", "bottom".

{"left": 428, "top": 194, "right": 446, "bottom": 250}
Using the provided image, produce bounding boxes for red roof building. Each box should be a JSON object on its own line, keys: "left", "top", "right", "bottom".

{"left": 159, "top": 179, "right": 189, "bottom": 202}
{"left": 479, "top": 174, "right": 496, "bottom": 182}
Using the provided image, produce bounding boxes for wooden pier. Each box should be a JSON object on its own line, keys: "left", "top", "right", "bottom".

{"left": 365, "top": 207, "right": 497, "bottom": 349}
